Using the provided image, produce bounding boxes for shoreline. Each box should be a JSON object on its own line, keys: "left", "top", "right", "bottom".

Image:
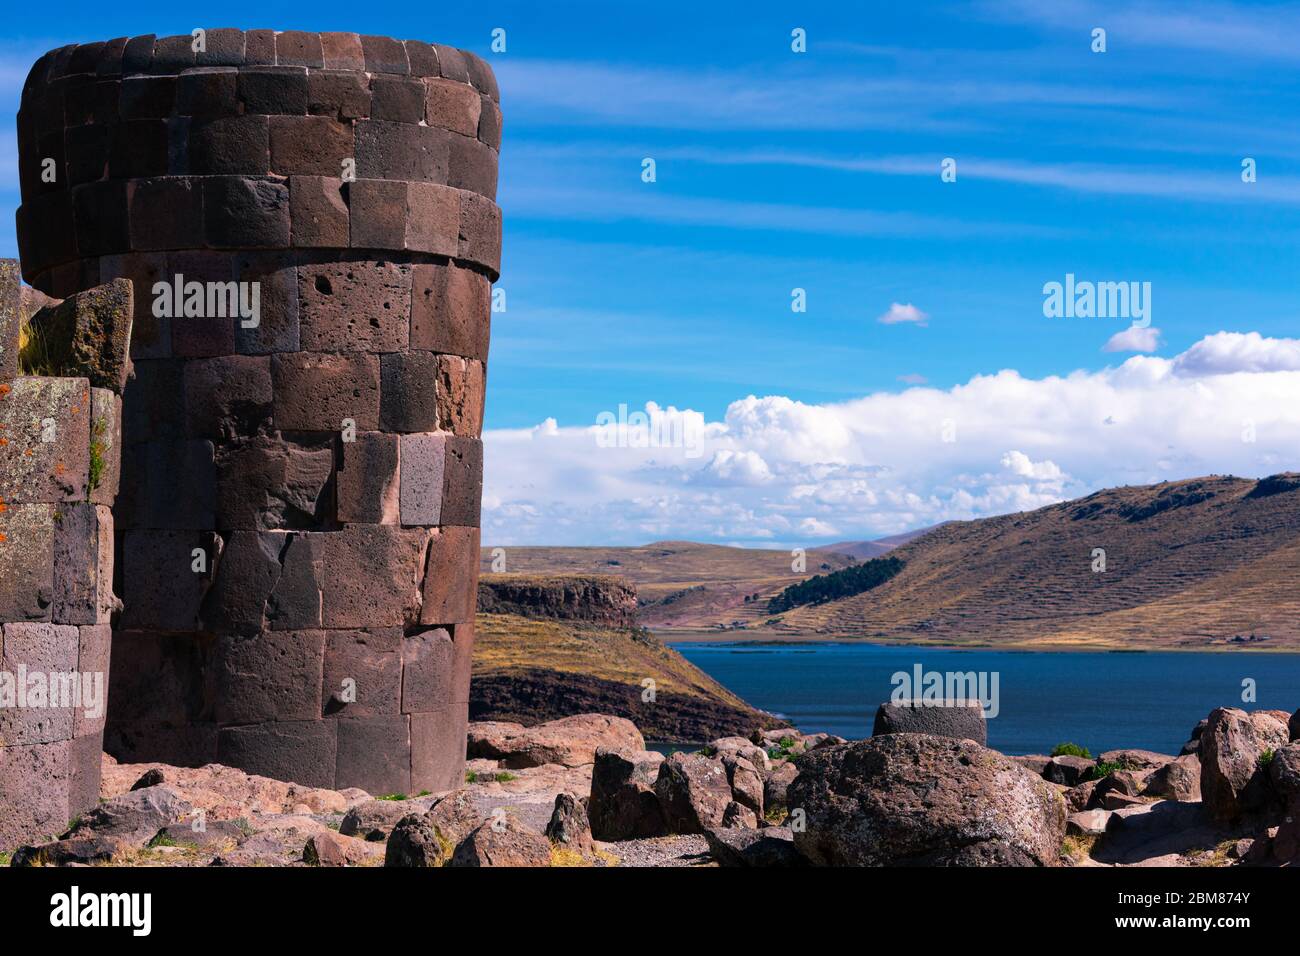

{"left": 656, "top": 629, "right": 1300, "bottom": 653}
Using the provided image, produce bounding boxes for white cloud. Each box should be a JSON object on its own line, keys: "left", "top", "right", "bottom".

{"left": 878, "top": 302, "right": 929, "bottom": 326}
{"left": 482, "top": 331, "right": 1300, "bottom": 547}
{"left": 1103, "top": 326, "right": 1162, "bottom": 353}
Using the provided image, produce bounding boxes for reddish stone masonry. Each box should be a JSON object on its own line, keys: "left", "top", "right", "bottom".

{"left": 8, "top": 30, "right": 499, "bottom": 807}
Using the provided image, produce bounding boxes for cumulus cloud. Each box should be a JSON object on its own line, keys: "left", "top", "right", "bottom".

{"left": 482, "top": 332, "right": 1300, "bottom": 547}
{"left": 877, "top": 302, "right": 929, "bottom": 325}
{"left": 1103, "top": 326, "right": 1161, "bottom": 353}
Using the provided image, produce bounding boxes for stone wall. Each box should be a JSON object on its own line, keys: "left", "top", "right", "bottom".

{"left": 0, "top": 264, "right": 128, "bottom": 849}
{"left": 14, "top": 31, "right": 499, "bottom": 796}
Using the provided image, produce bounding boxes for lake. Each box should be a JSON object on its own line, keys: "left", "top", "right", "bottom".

{"left": 670, "top": 641, "right": 1300, "bottom": 755}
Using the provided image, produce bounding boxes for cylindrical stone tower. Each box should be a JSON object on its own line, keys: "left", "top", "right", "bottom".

{"left": 15, "top": 30, "right": 500, "bottom": 795}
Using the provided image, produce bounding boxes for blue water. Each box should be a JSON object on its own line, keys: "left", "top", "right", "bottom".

{"left": 670, "top": 642, "right": 1300, "bottom": 755}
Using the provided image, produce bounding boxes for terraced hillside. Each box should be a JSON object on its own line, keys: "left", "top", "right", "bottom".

{"left": 479, "top": 541, "right": 858, "bottom": 630}
{"left": 773, "top": 474, "right": 1300, "bottom": 649}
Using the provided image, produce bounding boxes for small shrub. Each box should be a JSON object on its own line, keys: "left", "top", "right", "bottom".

{"left": 1087, "top": 760, "right": 1124, "bottom": 781}
{"left": 1051, "top": 742, "right": 1092, "bottom": 759}
{"left": 377, "top": 793, "right": 408, "bottom": 802}
{"left": 88, "top": 418, "right": 108, "bottom": 491}
{"left": 1259, "top": 748, "right": 1275, "bottom": 769}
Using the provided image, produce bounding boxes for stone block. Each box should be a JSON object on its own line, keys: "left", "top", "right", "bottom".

{"left": 51, "top": 501, "right": 101, "bottom": 625}
{"left": 307, "top": 70, "right": 370, "bottom": 120}
{"left": 217, "top": 720, "right": 337, "bottom": 789}
{"left": 322, "top": 628, "right": 402, "bottom": 717}
{"left": 0, "top": 376, "right": 92, "bottom": 503}
{"left": 109, "top": 119, "right": 170, "bottom": 178}
{"left": 348, "top": 178, "right": 407, "bottom": 250}
{"left": 98, "top": 252, "right": 170, "bottom": 358}
{"left": 188, "top": 115, "right": 269, "bottom": 174}
{"left": 276, "top": 31, "right": 324, "bottom": 69}
{"left": 237, "top": 66, "right": 309, "bottom": 114}
{"left": 204, "top": 176, "right": 291, "bottom": 248}
{"left": 289, "top": 176, "right": 349, "bottom": 248}
{"left": 0, "top": 504, "right": 55, "bottom": 621}
{"left": 0, "top": 741, "right": 71, "bottom": 851}
{"left": 398, "top": 433, "right": 445, "bottom": 526}
{"left": 24, "top": 278, "right": 134, "bottom": 393}
{"left": 120, "top": 530, "right": 216, "bottom": 630}
{"left": 404, "top": 41, "right": 440, "bottom": 78}
{"left": 243, "top": 30, "right": 276, "bottom": 67}
{"left": 436, "top": 355, "right": 486, "bottom": 437}
{"left": 103, "top": 631, "right": 212, "bottom": 729}
{"left": 0, "top": 260, "right": 21, "bottom": 379}
{"left": 271, "top": 352, "right": 380, "bottom": 431}
{"left": 409, "top": 261, "right": 491, "bottom": 361}
{"left": 182, "top": 354, "right": 273, "bottom": 438}
{"left": 404, "top": 182, "right": 459, "bottom": 256}
{"left": 89, "top": 389, "right": 122, "bottom": 506}
{"left": 380, "top": 352, "right": 438, "bottom": 433}
{"left": 337, "top": 431, "right": 399, "bottom": 524}
{"left": 463, "top": 51, "right": 498, "bottom": 100}
{"left": 360, "top": 35, "right": 409, "bottom": 75}
{"left": 336, "top": 715, "right": 411, "bottom": 795}
{"left": 75, "top": 623, "right": 112, "bottom": 737}
{"left": 68, "top": 731, "right": 104, "bottom": 819}
{"left": 64, "top": 124, "right": 111, "bottom": 185}
{"left": 458, "top": 190, "right": 502, "bottom": 278}
{"left": 370, "top": 76, "right": 425, "bottom": 123}
{"left": 211, "top": 630, "right": 325, "bottom": 724}
{"left": 447, "top": 134, "right": 498, "bottom": 200}
{"left": 320, "top": 33, "right": 365, "bottom": 72}
{"left": 319, "top": 525, "right": 427, "bottom": 628}
{"left": 120, "top": 357, "right": 184, "bottom": 442}
{"left": 478, "top": 95, "right": 502, "bottom": 150}
{"left": 233, "top": 252, "right": 300, "bottom": 354}
{"left": 424, "top": 78, "right": 481, "bottom": 136}
{"left": 214, "top": 436, "right": 333, "bottom": 531}
{"left": 117, "top": 439, "right": 215, "bottom": 530}
{"left": 175, "top": 67, "right": 239, "bottom": 117}
{"left": 121, "top": 35, "right": 157, "bottom": 75}
{"left": 432, "top": 44, "right": 469, "bottom": 84}
{"left": 400, "top": 626, "right": 454, "bottom": 713}
{"left": 195, "top": 30, "right": 246, "bottom": 68}
{"left": 104, "top": 721, "right": 219, "bottom": 768}
{"left": 128, "top": 176, "right": 205, "bottom": 251}
{"left": 199, "top": 529, "right": 282, "bottom": 631}
{"left": 297, "top": 259, "right": 410, "bottom": 352}
{"left": 118, "top": 74, "right": 175, "bottom": 119}
{"left": 269, "top": 115, "right": 353, "bottom": 177}
{"left": 151, "top": 34, "right": 195, "bottom": 74}
{"left": 421, "top": 526, "right": 480, "bottom": 625}
{"left": 411, "top": 704, "right": 467, "bottom": 794}
{"left": 354, "top": 120, "right": 447, "bottom": 183}
{"left": 0, "top": 622, "right": 78, "bottom": 746}
{"left": 440, "top": 436, "right": 483, "bottom": 527}
{"left": 266, "top": 532, "right": 324, "bottom": 630}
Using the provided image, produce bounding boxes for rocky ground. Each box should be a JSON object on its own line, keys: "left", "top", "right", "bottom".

{"left": 7, "top": 706, "right": 1299, "bottom": 868}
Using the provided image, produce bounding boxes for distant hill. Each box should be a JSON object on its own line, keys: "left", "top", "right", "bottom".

{"left": 479, "top": 541, "right": 857, "bottom": 630}
{"left": 771, "top": 474, "right": 1300, "bottom": 649}
{"left": 825, "top": 523, "right": 947, "bottom": 560}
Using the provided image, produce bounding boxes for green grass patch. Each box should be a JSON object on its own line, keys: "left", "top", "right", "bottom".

{"left": 1051, "top": 742, "right": 1093, "bottom": 759}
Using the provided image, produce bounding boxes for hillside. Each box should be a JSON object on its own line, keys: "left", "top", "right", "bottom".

{"left": 479, "top": 540, "right": 858, "bottom": 630}
{"left": 769, "top": 474, "right": 1300, "bottom": 649}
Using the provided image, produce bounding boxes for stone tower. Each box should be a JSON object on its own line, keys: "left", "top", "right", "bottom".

{"left": 14, "top": 30, "right": 499, "bottom": 795}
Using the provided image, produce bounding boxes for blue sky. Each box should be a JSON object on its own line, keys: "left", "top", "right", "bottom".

{"left": 4, "top": 2, "right": 1300, "bottom": 545}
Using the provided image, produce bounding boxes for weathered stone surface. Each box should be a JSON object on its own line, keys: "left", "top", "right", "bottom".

{"left": 1268, "top": 741, "right": 1300, "bottom": 812}
{"left": 545, "top": 791, "right": 595, "bottom": 856}
{"left": 789, "top": 734, "right": 1066, "bottom": 866}
{"left": 0, "top": 621, "right": 78, "bottom": 745}
{"left": 75, "top": 623, "right": 112, "bottom": 737}
{"left": 404, "top": 182, "right": 459, "bottom": 255}
{"left": 705, "top": 826, "right": 807, "bottom": 867}
{"left": 322, "top": 628, "right": 402, "bottom": 717}
{"left": 0, "top": 376, "right": 91, "bottom": 503}
{"left": 182, "top": 355, "right": 273, "bottom": 440}
{"left": 1200, "top": 707, "right": 1290, "bottom": 823}
{"left": 763, "top": 760, "right": 799, "bottom": 816}
{"left": 215, "top": 436, "right": 333, "bottom": 531}
{"left": 872, "top": 699, "right": 987, "bottom": 745}
{"left": 89, "top": 388, "right": 122, "bottom": 505}
{"left": 1143, "top": 753, "right": 1202, "bottom": 801}
{"left": 400, "top": 626, "right": 455, "bottom": 713}
{"left": 336, "top": 431, "right": 399, "bottom": 524}
{"left": 211, "top": 630, "right": 325, "bottom": 724}
{"left": 410, "top": 704, "right": 468, "bottom": 794}
{"left": 380, "top": 352, "right": 438, "bottom": 433}
{"left": 319, "top": 525, "right": 427, "bottom": 628}
{"left": 290, "top": 176, "right": 349, "bottom": 247}
{"left": 297, "top": 259, "right": 410, "bottom": 353}
{"left": 336, "top": 715, "right": 411, "bottom": 795}
{"left": 303, "top": 829, "right": 383, "bottom": 866}
{"left": 272, "top": 351, "right": 380, "bottom": 431}
{"left": 468, "top": 714, "right": 646, "bottom": 769}
{"left": 410, "top": 261, "right": 490, "bottom": 361}
{"left": 0, "top": 504, "right": 55, "bottom": 621}
{"left": 424, "top": 78, "right": 481, "bottom": 136}
{"left": 384, "top": 790, "right": 481, "bottom": 867}
{"left": 50, "top": 501, "right": 100, "bottom": 624}
{"left": 120, "top": 530, "right": 215, "bottom": 629}
{"left": 1067, "top": 808, "right": 1111, "bottom": 836}
{"left": 1043, "top": 754, "right": 1095, "bottom": 787}
{"left": 341, "top": 797, "right": 421, "bottom": 841}
{"left": 217, "top": 720, "right": 338, "bottom": 789}
{"left": 723, "top": 754, "right": 764, "bottom": 818}
{"left": 399, "top": 432, "right": 445, "bottom": 527}
{"left": 450, "top": 811, "right": 551, "bottom": 867}
{"left": 435, "top": 355, "right": 485, "bottom": 436}
{"left": 0, "top": 260, "right": 22, "bottom": 379}
{"left": 0, "top": 740, "right": 71, "bottom": 850}
{"left": 440, "top": 436, "right": 482, "bottom": 527}
{"left": 655, "top": 751, "right": 733, "bottom": 834}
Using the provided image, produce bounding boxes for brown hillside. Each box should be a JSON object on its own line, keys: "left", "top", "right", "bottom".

{"left": 479, "top": 541, "right": 856, "bottom": 630}
{"left": 773, "top": 474, "right": 1300, "bottom": 649}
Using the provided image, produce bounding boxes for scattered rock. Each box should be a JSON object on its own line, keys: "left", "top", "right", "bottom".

{"left": 1012, "top": 755, "right": 1051, "bottom": 776}
{"left": 70, "top": 785, "right": 192, "bottom": 844}
{"left": 1043, "top": 755, "right": 1095, "bottom": 787}
{"left": 450, "top": 811, "right": 552, "bottom": 867}
{"left": 709, "top": 736, "right": 771, "bottom": 771}
{"left": 1099, "top": 749, "right": 1173, "bottom": 771}
{"left": 304, "top": 830, "right": 383, "bottom": 867}
{"left": 340, "top": 798, "right": 429, "bottom": 842}
{"left": 1065, "top": 780, "right": 1098, "bottom": 812}
{"left": 588, "top": 748, "right": 668, "bottom": 840}
{"left": 872, "top": 699, "right": 987, "bottom": 745}
{"left": 722, "top": 801, "right": 759, "bottom": 829}
{"left": 763, "top": 761, "right": 799, "bottom": 816}
{"left": 467, "top": 714, "right": 645, "bottom": 768}
{"left": 131, "top": 768, "right": 166, "bottom": 791}
{"left": 1067, "top": 809, "right": 1111, "bottom": 836}
{"left": 704, "top": 826, "right": 807, "bottom": 867}
{"left": 1200, "top": 707, "right": 1290, "bottom": 823}
{"left": 1143, "top": 754, "right": 1202, "bottom": 802}
{"left": 1268, "top": 742, "right": 1300, "bottom": 811}
{"left": 655, "top": 752, "right": 733, "bottom": 834}
{"left": 789, "top": 733, "right": 1065, "bottom": 866}
{"left": 722, "top": 754, "right": 764, "bottom": 817}
{"left": 1180, "top": 719, "right": 1209, "bottom": 756}
{"left": 545, "top": 792, "right": 594, "bottom": 856}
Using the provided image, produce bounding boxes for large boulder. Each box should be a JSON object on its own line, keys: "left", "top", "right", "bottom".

{"left": 588, "top": 748, "right": 668, "bottom": 840}
{"left": 467, "top": 714, "right": 645, "bottom": 768}
{"left": 1143, "top": 754, "right": 1202, "bottom": 802}
{"left": 450, "top": 811, "right": 552, "bottom": 867}
{"left": 788, "top": 733, "right": 1066, "bottom": 866}
{"left": 384, "top": 791, "right": 484, "bottom": 867}
{"left": 709, "top": 736, "right": 771, "bottom": 771}
{"left": 23, "top": 278, "right": 133, "bottom": 393}
{"left": 872, "top": 700, "right": 987, "bottom": 745}
{"left": 1099, "top": 749, "right": 1174, "bottom": 771}
{"left": 722, "top": 754, "right": 764, "bottom": 818}
{"left": 1290, "top": 709, "right": 1300, "bottom": 742}
{"left": 1180, "top": 718, "right": 1209, "bottom": 756}
{"left": 545, "top": 792, "right": 595, "bottom": 857}
{"left": 1043, "top": 755, "right": 1095, "bottom": 786}
{"left": 763, "top": 761, "right": 799, "bottom": 816}
{"left": 655, "top": 752, "right": 733, "bottom": 834}
{"left": 1268, "top": 742, "right": 1300, "bottom": 812}
{"left": 704, "top": 826, "right": 808, "bottom": 867}
{"left": 1200, "top": 708, "right": 1290, "bottom": 823}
